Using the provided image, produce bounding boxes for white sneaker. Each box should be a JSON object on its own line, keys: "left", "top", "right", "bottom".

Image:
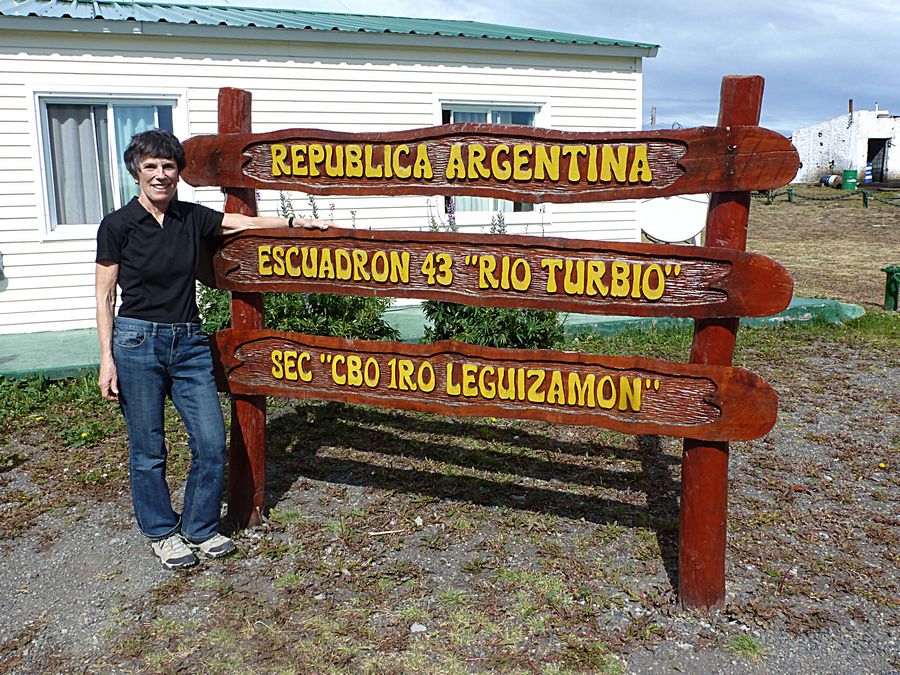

{"left": 151, "top": 534, "right": 198, "bottom": 569}
{"left": 187, "top": 533, "right": 236, "bottom": 559}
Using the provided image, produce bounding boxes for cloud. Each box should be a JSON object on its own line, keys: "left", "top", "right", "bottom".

{"left": 216, "top": 0, "right": 899, "bottom": 132}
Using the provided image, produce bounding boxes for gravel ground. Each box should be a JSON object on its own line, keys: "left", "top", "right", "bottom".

{"left": 1, "top": 327, "right": 897, "bottom": 673}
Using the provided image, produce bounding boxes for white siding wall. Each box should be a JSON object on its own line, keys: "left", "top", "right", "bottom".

{"left": 0, "top": 28, "right": 644, "bottom": 334}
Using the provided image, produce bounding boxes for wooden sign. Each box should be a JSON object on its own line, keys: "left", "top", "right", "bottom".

{"left": 181, "top": 123, "right": 799, "bottom": 202}
{"left": 210, "top": 227, "right": 793, "bottom": 318}
{"left": 212, "top": 328, "right": 778, "bottom": 442}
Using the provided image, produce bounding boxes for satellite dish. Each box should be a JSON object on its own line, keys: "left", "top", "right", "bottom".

{"left": 639, "top": 194, "right": 709, "bottom": 244}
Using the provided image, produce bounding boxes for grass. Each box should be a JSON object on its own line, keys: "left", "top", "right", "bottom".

{"left": 727, "top": 633, "right": 766, "bottom": 662}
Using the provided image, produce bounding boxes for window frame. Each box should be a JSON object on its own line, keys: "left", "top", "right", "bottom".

{"left": 437, "top": 98, "right": 552, "bottom": 229}
{"left": 30, "top": 88, "right": 189, "bottom": 241}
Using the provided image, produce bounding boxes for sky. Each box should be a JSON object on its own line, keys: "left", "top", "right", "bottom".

{"left": 199, "top": 0, "right": 898, "bottom": 136}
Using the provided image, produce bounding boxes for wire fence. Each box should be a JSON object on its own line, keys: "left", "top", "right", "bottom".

{"left": 751, "top": 187, "right": 900, "bottom": 208}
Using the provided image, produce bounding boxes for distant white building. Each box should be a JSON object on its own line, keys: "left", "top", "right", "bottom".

{"left": 0, "top": 0, "right": 658, "bottom": 335}
{"left": 791, "top": 109, "right": 899, "bottom": 183}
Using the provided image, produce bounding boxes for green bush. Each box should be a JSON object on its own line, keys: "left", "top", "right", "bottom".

{"left": 421, "top": 211, "right": 564, "bottom": 349}
{"left": 422, "top": 302, "right": 564, "bottom": 349}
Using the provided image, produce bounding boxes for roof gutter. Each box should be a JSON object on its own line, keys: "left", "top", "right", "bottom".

{"left": 0, "top": 15, "right": 659, "bottom": 59}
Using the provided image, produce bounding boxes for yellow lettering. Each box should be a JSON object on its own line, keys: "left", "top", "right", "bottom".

{"left": 601, "top": 145, "right": 628, "bottom": 182}
{"left": 491, "top": 144, "right": 512, "bottom": 181}
{"left": 526, "top": 369, "right": 546, "bottom": 403}
{"left": 642, "top": 263, "right": 665, "bottom": 300}
{"left": 547, "top": 370, "right": 565, "bottom": 405}
{"left": 271, "top": 350, "right": 284, "bottom": 379}
{"left": 417, "top": 361, "right": 436, "bottom": 393}
{"left": 467, "top": 144, "right": 490, "bottom": 179}
{"left": 364, "top": 145, "right": 383, "bottom": 178}
{"left": 345, "top": 145, "right": 363, "bottom": 178}
{"left": 478, "top": 366, "right": 496, "bottom": 399}
{"left": 271, "top": 144, "right": 289, "bottom": 177}
{"left": 291, "top": 144, "right": 308, "bottom": 177}
{"left": 352, "top": 249, "right": 370, "bottom": 281}
{"left": 271, "top": 246, "right": 286, "bottom": 276}
{"left": 307, "top": 144, "right": 325, "bottom": 177}
{"left": 510, "top": 258, "right": 531, "bottom": 291}
{"left": 562, "top": 145, "right": 587, "bottom": 182}
{"left": 283, "top": 350, "right": 298, "bottom": 381}
{"left": 331, "top": 354, "right": 346, "bottom": 385}
{"left": 324, "top": 145, "right": 344, "bottom": 177}
{"left": 587, "top": 145, "right": 599, "bottom": 183}
{"left": 371, "top": 251, "right": 389, "bottom": 283}
{"left": 497, "top": 367, "right": 517, "bottom": 401}
{"left": 297, "top": 352, "right": 313, "bottom": 383}
{"left": 563, "top": 259, "right": 585, "bottom": 295}
{"left": 479, "top": 255, "right": 499, "bottom": 289}
{"left": 446, "top": 363, "right": 461, "bottom": 396}
{"left": 393, "top": 145, "right": 411, "bottom": 179}
{"left": 384, "top": 146, "right": 393, "bottom": 179}
{"left": 541, "top": 258, "right": 563, "bottom": 294}
{"left": 631, "top": 263, "right": 643, "bottom": 299}
{"left": 610, "top": 261, "right": 630, "bottom": 297}
{"left": 568, "top": 373, "right": 595, "bottom": 407}
{"left": 586, "top": 261, "right": 607, "bottom": 297}
{"left": 301, "top": 247, "right": 318, "bottom": 277}
{"left": 629, "top": 145, "right": 653, "bottom": 183}
{"left": 347, "top": 355, "right": 363, "bottom": 387}
{"left": 335, "top": 249, "right": 352, "bottom": 281}
{"left": 413, "top": 144, "right": 433, "bottom": 179}
{"left": 512, "top": 145, "right": 532, "bottom": 181}
{"left": 319, "top": 248, "right": 335, "bottom": 279}
{"left": 535, "top": 145, "right": 560, "bottom": 181}
{"left": 446, "top": 145, "right": 466, "bottom": 180}
{"left": 597, "top": 375, "right": 616, "bottom": 409}
{"left": 285, "top": 247, "right": 301, "bottom": 277}
{"left": 364, "top": 358, "right": 380, "bottom": 387}
{"left": 618, "top": 377, "right": 642, "bottom": 411}
{"left": 461, "top": 363, "right": 478, "bottom": 397}
{"left": 258, "top": 245, "right": 273, "bottom": 276}
{"left": 390, "top": 251, "right": 410, "bottom": 284}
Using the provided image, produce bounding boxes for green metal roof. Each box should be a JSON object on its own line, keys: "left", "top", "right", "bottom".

{"left": 0, "top": 0, "right": 658, "bottom": 51}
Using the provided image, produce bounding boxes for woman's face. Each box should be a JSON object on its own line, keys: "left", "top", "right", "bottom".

{"left": 136, "top": 155, "right": 179, "bottom": 205}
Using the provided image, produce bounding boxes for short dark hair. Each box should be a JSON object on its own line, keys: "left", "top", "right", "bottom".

{"left": 123, "top": 129, "right": 186, "bottom": 178}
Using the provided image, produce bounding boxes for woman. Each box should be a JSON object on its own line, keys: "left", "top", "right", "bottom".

{"left": 95, "top": 129, "right": 326, "bottom": 569}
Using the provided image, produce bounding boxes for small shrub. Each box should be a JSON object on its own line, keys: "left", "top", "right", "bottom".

{"left": 422, "top": 211, "right": 563, "bottom": 349}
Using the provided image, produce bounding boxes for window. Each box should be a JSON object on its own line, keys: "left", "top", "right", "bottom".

{"left": 442, "top": 106, "right": 536, "bottom": 214}
{"left": 40, "top": 99, "right": 175, "bottom": 230}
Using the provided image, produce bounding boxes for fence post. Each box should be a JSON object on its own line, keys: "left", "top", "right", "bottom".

{"left": 218, "top": 87, "right": 267, "bottom": 528}
{"left": 679, "top": 75, "right": 764, "bottom": 609}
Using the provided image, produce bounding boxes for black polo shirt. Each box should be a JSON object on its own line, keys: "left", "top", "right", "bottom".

{"left": 96, "top": 197, "right": 224, "bottom": 323}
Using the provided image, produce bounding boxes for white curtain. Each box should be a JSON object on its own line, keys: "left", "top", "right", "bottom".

{"left": 46, "top": 105, "right": 103, "bottom": 225}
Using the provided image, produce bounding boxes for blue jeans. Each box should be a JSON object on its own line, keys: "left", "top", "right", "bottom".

{"left": 113, "top": 317, "right": 226, "bottom": 543}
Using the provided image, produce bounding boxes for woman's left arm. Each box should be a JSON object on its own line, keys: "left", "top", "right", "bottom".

{"left": 220, "top": 214, "right": 330, "bottom": 235}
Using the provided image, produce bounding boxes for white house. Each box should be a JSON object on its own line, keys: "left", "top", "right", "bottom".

{"left": 791, "top": 107, "right": 899, "bottom": 183}
{"left": 0, "top": 0, "right": 658, "bottom": 335}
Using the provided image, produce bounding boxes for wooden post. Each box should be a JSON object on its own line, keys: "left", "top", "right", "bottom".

{"left": 218, "top": 87, "right": 266, "bottom": 528}
{"left": 679, "top": 75, "right": 765, "bottom": 609}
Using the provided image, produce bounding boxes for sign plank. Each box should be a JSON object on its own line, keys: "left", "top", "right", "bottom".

{"left": 208, "top": 227, "right": 793, "bottom": 318}
{"left": 182, "top": 123, "right": 799, "bottom": 202}
{"left": 212, "top": 329, "right": 778, "bottom": 442}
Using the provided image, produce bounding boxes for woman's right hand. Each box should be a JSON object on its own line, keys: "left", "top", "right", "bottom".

{"left": 98, "top": 360, "right": 119, "bottom": 401}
